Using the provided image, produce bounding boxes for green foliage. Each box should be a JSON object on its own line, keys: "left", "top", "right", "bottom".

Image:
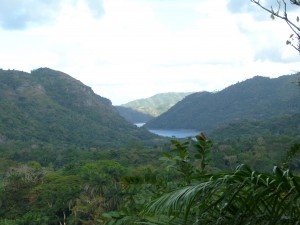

{"left": 32, "top": 173, "right": 81, "bottom": 224}
{"left": 282, "top": 143, "right": 300, "bottom": 169}
{"left": 161, "top": 139, "right": 194, "bottom": 182}
{"left": 102, "top": 134, "right": 214, "bottom": 224}
{"left": 210, "top": 113, "right": 300, "bottom": 141}
{"left": 115, "top": 106, "right": 154, "bottom": 123}
{"left": 145, "top": 163, "right": 300, "bottom": 224}
{"left": 194, "top": 133, "right": 213, "bottom": 173}
{"left": 121, "top": 92, "right": 193, "bottom": 117}
{"left": 0, "top": 68, "right": 160, "bottom": 149}
{"left": 70, "top": 160, "right": 128, "bottom": 224}
{"left": 0, "top": 157, "right": 134, "bottom": 224}
{"left": 160, "top": 133, "right": 213, "bottom": 183}
{"left": 0, "top": 133, "right": 299, "bottom": 224}
{"left": 0, "top": 68, "right": 300, "bottom": 224}
{"left": 145, "top": 74, "right": 300, "bottom": 131}
{"left": 141, "top": 141, "right": 300, "bottom": 224}
{"left": 205, "top": 113, "right": 300, "bottom": 171}
{"left": 97, "top": 133, "right": 300, "bottom": 225}
{"left": 80, "top": 160, "right": 126, "bottom": 196}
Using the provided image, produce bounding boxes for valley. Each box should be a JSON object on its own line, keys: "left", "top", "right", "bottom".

{"left": 1, "top": 0, "right": 299, "bottom": 223}
{"left": 0, "top": 68, "right": 299, "bottom": 224}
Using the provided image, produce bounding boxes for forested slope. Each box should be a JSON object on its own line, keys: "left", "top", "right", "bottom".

{"left": 0, "top": 68, "right": 158, "bottom": 148}
{"left": 145, "top": 74, "right": 300, "bottom": 132}
{"left": 121, "top": 92, "right": 193, "bottom": 117}
{"left": 115, "top": 106, "right": 154, "bottom": 123}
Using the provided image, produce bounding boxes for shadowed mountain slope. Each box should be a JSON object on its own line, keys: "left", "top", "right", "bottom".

{"left": 144, "top": 74, "right": 300, "bottom": 133}
{"left": 115, "top": 106, "right": 154, "bottom": 124}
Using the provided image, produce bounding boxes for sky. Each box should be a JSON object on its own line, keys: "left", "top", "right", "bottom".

{"left": 0, "top": 0, "right": 299, "bottom": 105}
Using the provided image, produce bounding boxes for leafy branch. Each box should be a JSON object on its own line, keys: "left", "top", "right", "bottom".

{"left": 251, "top": 0, "right": 300, "bottom": 52}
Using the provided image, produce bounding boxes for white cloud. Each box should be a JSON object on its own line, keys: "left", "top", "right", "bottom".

{"left": 0, "top": 0, "right": 298, "bottom": 105}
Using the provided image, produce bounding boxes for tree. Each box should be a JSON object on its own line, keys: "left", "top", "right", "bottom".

{"left": 145, "top": 164, "right": 300, "bottom": 224}
{"left": 72, "top": 160, "right": 127, "bottom": 224}
{"left": 103, "top": 133, "right": 215, "bottom": 225}
{"left": 251, "top": 0, "right": 300, "bottom": 53}
{"left": 143, "top": 143, "right": 300, "bottom": 224}
{"left": 32, "top": 173, "right": 81, "bottom": 225}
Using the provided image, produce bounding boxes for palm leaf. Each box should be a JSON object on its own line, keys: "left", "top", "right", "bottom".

{"left": 144, "top": 164, "right": 300, "bottom": 224}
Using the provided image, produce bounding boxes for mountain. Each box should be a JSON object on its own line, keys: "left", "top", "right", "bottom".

{"left": 0, "top": 68, "right": 158, "bottom": 148}
{"left": 115, "top": 106, "right": 154, "bottom": 124}
{"left": 144, "top": 74, "right": 300, "bottom": 133}
{"left": 119, "top": 92, "right": 193, "bottom": 119}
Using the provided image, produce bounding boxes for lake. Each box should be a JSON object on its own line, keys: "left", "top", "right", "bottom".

{"left": 135, "top": 123, "right": 200, "bottom": 138}
{"left": 149, "top": 129, "right": 200, "bottom": 138}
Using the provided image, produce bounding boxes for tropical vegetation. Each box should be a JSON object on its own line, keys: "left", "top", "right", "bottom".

{"left": 0, "top": 68, "right": 300, "bottom": 224}
{"left": 0, "top": 1, "right": 299, "bottom": 223}
{"left": 0, "top": 68, "right": 161, "bottom": 149}
{"left": 0, "top": 129, "right": 299, "bottom": 224}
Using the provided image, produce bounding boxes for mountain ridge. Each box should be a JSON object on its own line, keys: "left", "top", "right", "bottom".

{"left": 0, "top": 68, "right": 158, "bottom": 148}
{"left": 144, "top": 74, "right": 300, "bottom": 132}
{"left": 120, "top": 92, "right": 193, "bottom": 117}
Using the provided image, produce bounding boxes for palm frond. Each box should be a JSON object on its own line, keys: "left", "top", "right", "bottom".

{"left": 144, "top": 164, "right": 300, "bottom": 224}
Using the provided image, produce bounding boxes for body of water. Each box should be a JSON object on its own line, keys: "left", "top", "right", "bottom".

{"left": 148, "top": 129, "right": 200, "bottom": 138}
{"left": 135, "top": 123, "right": 145, "bottom": 127}
{"left": 134, "top": 123, "right": 200, "bottom": 138}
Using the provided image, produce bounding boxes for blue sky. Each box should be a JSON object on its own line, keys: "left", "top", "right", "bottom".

{"left": 0, "top": 0, "right": 298, "bottom": 104}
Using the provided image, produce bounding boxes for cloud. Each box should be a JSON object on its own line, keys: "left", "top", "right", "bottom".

{"left": 254, "top": 47, "right": 283, "bottom": 62}
{"left": 150, "top": 0, "right": 200, "bottom": 31}
{"left": 85, "top": 0, "right": 105, "bottom": 18}
{"left": 0, "top": 0, "right": 297, "bottom": 105}
{"left": 226, "top": 0, "right": 299, "bottom": 63}
{"left": 227, "top": 0, "right": 272, "bottom": 21}
{"left": 0, "top": 0, "right": 62, "bottom": 29}
{"left": 0, "top": 0, "right": 105, "bottom": 30}
{"left": 229, "top": 0, "right": 299, "bottom": 19}
{"left": 227, "top": 0, "right": 255, "bottom": 13}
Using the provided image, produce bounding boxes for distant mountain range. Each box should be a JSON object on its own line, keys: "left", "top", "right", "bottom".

{"left": 144, "top": 74, "right": 300, "bottom": 133}
{"left": 116, "top": 92, "right": 193, "bottom": 123}
{"left": 0, "top": 68, "right": 158, "bottom": 148}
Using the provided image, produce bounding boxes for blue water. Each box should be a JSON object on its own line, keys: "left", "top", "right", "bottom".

{"left": 135, "top": 123, "right": 145, "bottom": 127}
{"left": 148, "top": 129, "right": 200, "bottom": 138}
{"left": 134, "top": 123, "right": 200, "bottom": 138}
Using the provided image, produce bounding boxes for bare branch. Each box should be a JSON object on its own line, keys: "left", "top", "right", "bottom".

{"left": 251, "top": 0, "right": 300, "bottom": 53}
{"left": 290, "top": 0, "right": 300, "bottom": 6}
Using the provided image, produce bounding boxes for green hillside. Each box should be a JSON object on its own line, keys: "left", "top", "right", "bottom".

{"left": 0, "top": 68, "right": 158, "bottom": 148}
{"left": 115, "top": 106, "right": 154, "bottom": 123}
{"left": 210, "top": 113, "right": 300, "bottom": 141}
{"left": 207, "top": 113, "right": 300, "bottom": 172}
{"left": 145, "top": 74, "right": 300, "bottom": 132}
{"left": 120, "top": 92, "right": 193, "bottom": 117}
{"left": 1, "top": 69, "right": 300, "bottom": 224}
